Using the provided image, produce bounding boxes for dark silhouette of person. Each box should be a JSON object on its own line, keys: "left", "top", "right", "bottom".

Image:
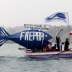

{"left": 64, "top": 38, "right": 70, "bottom": 51}
{"left": 52, "top": 44, "right": 56, "bottom": 51}
{"left": 56, "top": 36, "right": 61, "bottom": 51}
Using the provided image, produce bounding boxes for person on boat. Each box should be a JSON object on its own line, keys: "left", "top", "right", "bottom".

{"left": 47, "top": 42, "right": 52, "bottom": 51}
{"left": 43, "top": 41, "right": 52, "bottom": 52}
{"left": 56, "top": 36, "right": 61, "bottom": 51}
{"left": 61, "top": 42, "right": 64, "bottom": 51}
{"left": 52, "top": 43, "right": 57, "bottom": 51}
{"left": 64, "top": 38, "right": 70, "bottom": 51}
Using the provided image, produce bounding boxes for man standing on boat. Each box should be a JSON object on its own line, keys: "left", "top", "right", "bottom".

{"left": 56, "top": 36, "right": 61, "bottom": 51}
{"left": 64, "top": 38, "right": 70, "bottom": 51}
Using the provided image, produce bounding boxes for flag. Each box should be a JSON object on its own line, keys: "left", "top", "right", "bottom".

{"left": 46, "top": 12, "right": 69, "bottom": 23}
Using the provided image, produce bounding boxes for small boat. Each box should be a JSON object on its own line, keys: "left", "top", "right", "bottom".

{"left": 26, "top": 50, "right": 72, "bottom": 60}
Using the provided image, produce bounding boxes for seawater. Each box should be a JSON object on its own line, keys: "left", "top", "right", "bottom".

{"left": 0, "top": 57, "right": 72, "bottom": 72}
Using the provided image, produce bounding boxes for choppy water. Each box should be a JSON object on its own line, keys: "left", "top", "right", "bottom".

{"left": 0, "top": 56, "right": 72, "bottom": 72}
{"left": 0, "top": 44, "right": 72, "bottom": 72}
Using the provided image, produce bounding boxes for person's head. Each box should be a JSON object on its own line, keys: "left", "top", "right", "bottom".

{"left": 66, "top": 38, "right": 69, "bottom": 41}
{"left": 56, "top": 35, "right": 60, "bottom": 38}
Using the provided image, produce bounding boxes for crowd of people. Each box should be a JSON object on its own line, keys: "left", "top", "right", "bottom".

{"left": 43, "top": 36, "right": 70, "bottom": 52}
{"left": 55, "top": 36, "right": 70, "bottom": 51}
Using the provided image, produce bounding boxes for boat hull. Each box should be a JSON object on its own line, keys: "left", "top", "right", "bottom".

{"left": 26, "top": 51, "right": 72, "bottom": 60}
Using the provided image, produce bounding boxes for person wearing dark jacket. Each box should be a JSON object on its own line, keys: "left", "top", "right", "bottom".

{"left": 56, "top": 36, "right": 61, "bottom": 51}
{"left": 64, "top": 38, "right": 70, "bottom": 51}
